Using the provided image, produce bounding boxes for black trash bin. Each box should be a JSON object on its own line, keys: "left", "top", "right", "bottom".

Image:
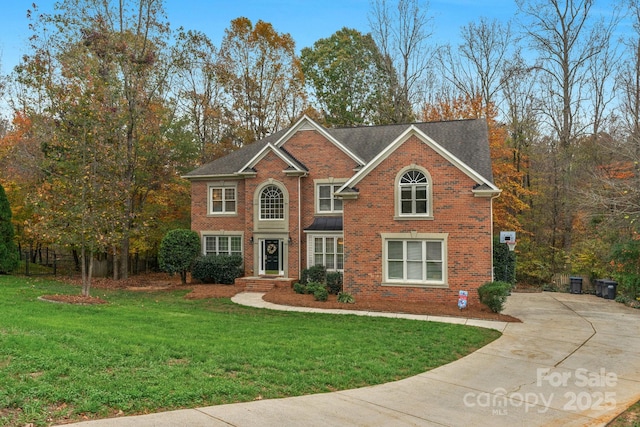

{"left": 606, "top": 281, "right": 618, "bottom": 300}
{"left": 595, "top": 279, "right": 603, "bottom": 297}
{"left": 602, "top": 280, "right": 615, "bottom": 299}
{"left": 570, "top": 276, "right": 582, "bottom": 294}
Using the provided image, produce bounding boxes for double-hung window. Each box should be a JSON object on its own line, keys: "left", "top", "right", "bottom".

{"left": 383, "top": 234, "right": 447, "bottom": 286}
{"left": 400, "top": 170, "right": 429, "bottom": 215}
{"left": 317, "top": 184, "right": 343, "bottom": 213}
{"left": 204, "top": 235, "right": 242, "bottom": 257}
{"left": 209, "top": 184, "right": 237, "bottom": 215}
{"left": 310, "top": 235, "right": 344, "bottom": 271}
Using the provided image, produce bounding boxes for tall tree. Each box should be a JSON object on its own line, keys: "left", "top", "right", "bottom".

{"left": 17, "top": 0, "right": 187, "bottom": 281}
{"left": 580, "top": 0, "right": 640, "bottom": 236}
{"left": 368, "top": 0, "right": 433, "bottom": 122}
{"left": 437, "top": 18, "right": 514, "bottom": 112}
{"left": 218, "top": 17, "right": 306, "bottom": 144}
{"left": 516, "top": 0, "right": 618, "bottom": 260}
{"left": 422, "top": 94, "right": 531, "bottom": 233}
{"left": 301, "top": 28, "right": 391, "bottom": 126}
{"left": 175, "top": 30, "right": 232, "bottom": 164}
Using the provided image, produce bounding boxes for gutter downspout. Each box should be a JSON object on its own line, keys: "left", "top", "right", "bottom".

{"left": 298, "top": 174, "right": 306, "bottom": 278}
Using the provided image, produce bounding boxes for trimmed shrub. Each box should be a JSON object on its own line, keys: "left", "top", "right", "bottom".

{"left": 478, "top": 281, "right": 511, "bottom": 313}
{"left": 305, "top": 281, "right": 324, "bottom": 295}
{"left": 313, "top": 286, "right": 329, "bottom": 302}
{"left": 293, "top": 282, "right": 306, "bottom": 294}
{"left": 191, "top": 254, "right": 243, "bottom": 284}
{"left": 158, "top": 229, "right": 201, "bottom": 284}
{"left": 300, "top": 265, "right": 326, "bottom": 285}
{"left": 493, "top": 236, "right": 516, "bottom": 285}
{"left": 326, "top": 271, "right": 343, "bottom": 295}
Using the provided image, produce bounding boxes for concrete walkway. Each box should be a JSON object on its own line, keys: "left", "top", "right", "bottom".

{"left": 60, "top": 292, "right": 640, "bottom": 427}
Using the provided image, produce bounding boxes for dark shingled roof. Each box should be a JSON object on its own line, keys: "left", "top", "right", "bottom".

{"left": 183, "top": 118, "right": 494, "bottom": 184}
{"left": 184, "top": 128, "right": 288, "bottom": 177}
{"left": 304, "top": 216, "right": 343, "bottom": 231}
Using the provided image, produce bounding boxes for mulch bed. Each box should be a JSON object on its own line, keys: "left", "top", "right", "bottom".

{"left": 261, "top": 286, "right": 521, "bottom": 322}
{"left": 41, "top": 273, "right": 521, "bottom": 322}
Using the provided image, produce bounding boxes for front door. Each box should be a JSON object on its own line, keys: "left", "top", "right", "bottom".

{"left": 263, "top": 239, "right": 281, "bottom": 275}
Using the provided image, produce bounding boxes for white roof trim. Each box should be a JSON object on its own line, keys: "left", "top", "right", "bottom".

{"left": 339, "top": 125, "right": 499, "bottom": 192}
{"left": 275, "top": 115, "right": 366, "bottom": 165}
{"left": 238, "top": 142, "right": 305, "bottom": 173}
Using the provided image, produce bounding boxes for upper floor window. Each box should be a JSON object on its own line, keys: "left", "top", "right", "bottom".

{"left": 397, "top": 168, "right": 431, "bottom": 218}
{"left": 209, "top": 184, "right": 236, "bottom": 215}
{"left": 260, "top": 185, "right": 284, "bottom": 220}
{"left": 317, "top": 184, "right": 343, "bottom": 213}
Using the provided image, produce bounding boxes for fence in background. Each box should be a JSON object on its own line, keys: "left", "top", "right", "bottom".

{"left": 18, "top": 247, "right": 157, "bottom": 278}
{"left": 552, "top": 273, "right": 593, "bottom": 292}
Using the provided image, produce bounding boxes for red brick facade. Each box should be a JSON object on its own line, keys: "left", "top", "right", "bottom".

{"left": 188, "top": 118, "right": 497, "bottom": 306}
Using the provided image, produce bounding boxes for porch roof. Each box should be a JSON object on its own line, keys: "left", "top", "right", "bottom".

{"left": 304, "top": 216, "right": 343, "bottom": 232}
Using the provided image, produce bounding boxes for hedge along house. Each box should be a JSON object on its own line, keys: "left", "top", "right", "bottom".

{"left": 183, "top": 116, "right": 501, "bottom": 305}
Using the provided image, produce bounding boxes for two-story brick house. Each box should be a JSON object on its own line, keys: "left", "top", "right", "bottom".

{"left": 183, "top": 116, "right": 500, "bottom": 305}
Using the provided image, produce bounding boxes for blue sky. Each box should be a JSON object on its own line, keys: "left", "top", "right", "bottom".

{"left": 0, "top": 0, "right": 519, "bottom": 74}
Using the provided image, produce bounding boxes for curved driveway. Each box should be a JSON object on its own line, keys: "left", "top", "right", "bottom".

{"left": 61, "top": 292, "right": 640, "bottom": 427}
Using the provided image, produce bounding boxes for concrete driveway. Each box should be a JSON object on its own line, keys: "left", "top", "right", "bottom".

{"left": 59, "top": 292, "right": 640, "bottom": 427}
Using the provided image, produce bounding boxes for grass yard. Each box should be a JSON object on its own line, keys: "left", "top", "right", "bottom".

{"left": 0, "top": 276, "right": 500, "bottom": 426}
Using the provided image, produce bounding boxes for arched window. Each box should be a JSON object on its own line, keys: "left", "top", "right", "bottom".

{"left": 260, "top": 185, "right": 284, "bottom": 220}
{"left": 399, "top": 169, "right": 429, "bottom": 216}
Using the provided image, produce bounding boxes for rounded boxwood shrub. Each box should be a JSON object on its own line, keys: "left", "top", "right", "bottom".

{"left": 191, "top": 254, "right": 243, "bottom": 284}
{"left": 478, "top": 281, "right": 511, "bottom": 313}
{"left": 293, "top": 282, "right": 306, "bottom": 294}
{"left": 300, "top": 265, "right": 327, "bottom": 285}
{"left": 158, "top": 229, "right": 201, "bottom": 284}
{"left": 305, "top": 281, "right": 324, "bottom": 295}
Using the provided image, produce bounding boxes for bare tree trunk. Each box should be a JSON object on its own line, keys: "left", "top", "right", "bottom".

{"left": 112, "top": 244, "right": 119, "bottom": 280}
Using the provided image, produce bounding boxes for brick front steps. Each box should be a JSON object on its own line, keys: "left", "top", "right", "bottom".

{"left": 234, "top": 276, "right": 297, "bottom": 292}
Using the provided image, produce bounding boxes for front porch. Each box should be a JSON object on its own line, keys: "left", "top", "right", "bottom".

{"left": 235, "top": 276, "right": 297, "bottom": 292}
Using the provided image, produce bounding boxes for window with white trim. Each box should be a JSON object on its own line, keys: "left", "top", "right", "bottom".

{"left": 385, "top": 239, "right": 444, "bottom": 285}
{"left": 310, "top": 235, "right": 344, "bottom": 271}
{"left": 260, "top": 185, "right": 284, "bottom": 220}
{"left": 399, "top": 170, "right": 429, "bottom": 215}
{"left": 204, "top": 235, "right": 242, "bottom": 256}
{"left": 317, "top": 184, "right": 343, "bottom": 213}
{"left": 209, "top": 185, "right": 236, "bottom": 215}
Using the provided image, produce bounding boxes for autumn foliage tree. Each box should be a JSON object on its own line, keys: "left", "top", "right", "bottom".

{"left": 218, "top": 17, "right": 306, "bottom": 144}
{"left": 0, "top": 112, "right": 45, "bottom": 251}
{"left": 14, "top": 0, "right": 193, "bottom": 289}
{"left": 422, "top": 94, "right": 531, "bottom": 233}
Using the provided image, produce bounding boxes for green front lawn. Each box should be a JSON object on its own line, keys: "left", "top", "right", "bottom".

{"left": 0, "top": 276, "right": 500, "bottom": 426}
